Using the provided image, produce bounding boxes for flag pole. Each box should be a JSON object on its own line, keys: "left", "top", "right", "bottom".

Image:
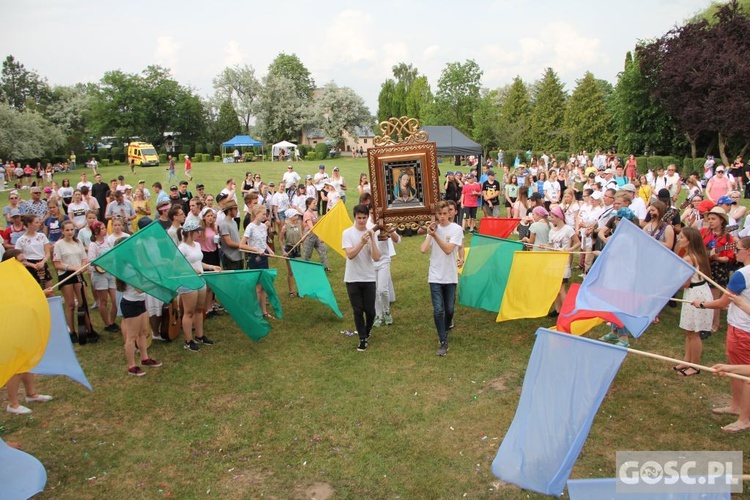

{"left": 239, "top": 247, "right": 293, "bottom": 261}
{"left": 284, "top": 230, "right": 312, "bottom": 256}
{"left": 49, "top": 262, "right": 92, "bottom": 291}
{"left": 693, "top": 267, "right": 730, "bottom": 295}
{"left": 625, "top": 346, "right": 750, "bottom": 383}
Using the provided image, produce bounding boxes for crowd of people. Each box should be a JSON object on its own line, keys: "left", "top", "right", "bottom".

{"left": 2, "top": 153, "right": 749, "bottom": 433}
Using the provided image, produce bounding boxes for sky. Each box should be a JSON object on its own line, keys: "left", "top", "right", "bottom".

{"left": 1, "top": 0, "right": 713, "bottom": 116}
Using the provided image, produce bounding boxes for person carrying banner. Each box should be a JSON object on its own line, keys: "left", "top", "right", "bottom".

{"left": 421, "top": 201, "right": 464, "bottom": 356}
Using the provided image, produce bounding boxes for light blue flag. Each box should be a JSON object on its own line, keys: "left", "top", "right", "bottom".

{"left": 492, "top": 328, "right": 627, "bottom": 497}
{"left": 573, "top": 218, "right": 694, "bottom": 338}
{"left": 30, "top": 297, "right": 92, "bottom": 390}
{"left": 567, "top": 478, "right": 730, "bottom": 499}
{"left": 0, "top": 438, "right": 47, "bottom": 500}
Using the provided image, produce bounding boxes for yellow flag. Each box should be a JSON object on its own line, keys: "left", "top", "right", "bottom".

{"left": 457, "top": 247, "right": 471, "bottom": 275}
{"left": 497, "top": 251, "right": 570, "bottom": 322}
{"left": 311, "top": 202, "right": 352, "bottom": 259}
{"left": 0, "top": 259, "right": 51, "bottom": 387}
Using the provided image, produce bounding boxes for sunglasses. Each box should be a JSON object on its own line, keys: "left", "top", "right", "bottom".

{"left": 10, "top": 196, "right": 18, "bottom": 199}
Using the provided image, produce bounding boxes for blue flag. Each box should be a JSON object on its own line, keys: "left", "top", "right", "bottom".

{"left": 492, "top": 329, "right": 627, "bottom": 497}
{"left": 567, "top": 478, "right": 731, "bottom": 499}
{"left": 30, "top": 297, "right": 92, "bottom": 390}
{"left": 0, "top": 438, "right": 46, "bottom": 500}
{"left": 573, "top": 219, "right": 694, "bottom": 338}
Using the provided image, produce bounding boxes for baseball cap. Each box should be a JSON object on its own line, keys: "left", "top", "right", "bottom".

{"left": 657, "top": 188, "right": 671, "bottom": 200}
{"left": 716, "top": 166, "right": 726, "bottom": 173}
{"left": 170, "top": 185, "right": 178, "bottom": 190}
{"left": 184, "top": 155, "right": 189, "bottom": 159}
{"left": 591, "top": 191, "right": 603, "bottom": 200}
{"left": 604, "top": 168, "right": 614, "bottom": 174}
{"left": 196, "top": 183, "right": 205, "bottom": 189}
{"left": 620, "top": 183, "right": 637, "bottom": 193}
{"left": 488, "top": 170, "right": 496, "bottom": 176}
{"left": 717, "top": 195, "right": 736, "bottom": 205}
{"left": 30, "top": 186, "right": 41, "bottom": 193}
{"left": 43, "top": 186, "right": 53, "bottom": 193}
{"left": 318, "top": 165, "right": 325, "bottom": 169}
{"left": 269, "top": 182, "right": 275, "bottom": 187}
{"left": 446, "top": 171, "right": 454, "bottom": 177}
{"left": 9, "top": 208, "right": 21, "bottom": 217}
{"left": 138, "top": 179, "right": 146, "bottom": 184}
{"left": 333, "top": 167, "right": 340, "bottom": 171}
{"left": 285, "top": 208, "right": 300, "bottom": 219}
{"left": 306, "top": 174, "right": 312, "bottom": 180}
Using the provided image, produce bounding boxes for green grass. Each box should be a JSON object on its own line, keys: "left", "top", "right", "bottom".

{"left": 1, "top": 159, "right": 749, "bottom": 498}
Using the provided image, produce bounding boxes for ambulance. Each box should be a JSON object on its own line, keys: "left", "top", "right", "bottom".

{"left": 127, "top": 142, "right": 160, "bottom": 167}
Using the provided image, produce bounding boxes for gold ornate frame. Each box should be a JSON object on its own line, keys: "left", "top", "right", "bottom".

{"left": 368, "top": 117, "right": 440, "bottom": 230}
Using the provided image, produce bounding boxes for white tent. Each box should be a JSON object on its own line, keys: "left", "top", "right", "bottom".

{"left": 271, "top": 140, "right": 297, "bottom": 161}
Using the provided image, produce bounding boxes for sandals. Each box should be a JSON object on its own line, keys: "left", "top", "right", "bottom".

{"left": 722, "top": 422, "right": 750, "bottom": 433}
{"left": 263, "top": 313, "right": 275, "bottom": 320}
{"left": 677, "top": 367, "right": 700, "bottom": 377}
{"left": 288, "top": 292, "right": 297, "bottom": 298}
{"left": 712, "top": 406, "right": 740, "bottom": 415}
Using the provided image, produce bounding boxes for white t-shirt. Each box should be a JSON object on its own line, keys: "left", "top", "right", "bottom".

{"left": 67, "top": 201, "right": 90, "bottom": 228}
{"left": 271, "top": 191, "right": 290, "bottom": 214}
{"left": 77, "top": 181, "right": 93, "bottom": 190}
{"left": 543, "top": 181, "right": 560, "bottom": 202}
{"left": 243, "top": 222, "right": 267, "bottom": 252}
{"left": 342, "top": 225, "right": 376, "bottom": 282}
{"left": 282, "top": 171, "right": 301, "bottom": 189}
{"left": 549, "top": 224, "right": 575, "bottom": 250}
{"left": 53, "top": 238, "right": 87, "bottom": 268}
{"left": 15, "top": 232, "right": 48, "bottom": 260}
{"left": 629, "top": 197, "right": 648, "bottom": 221}
{"left": 428, "top": 222, "right": 464, "bottom": 284}
{"left": 106, "top": 231, "right": 129, "bottom": 247}
{"left": 178, "top": 241, "right": 203, "bottom": 273}
{"left": 313, "top": 172, "right": 329, "bottom": 191}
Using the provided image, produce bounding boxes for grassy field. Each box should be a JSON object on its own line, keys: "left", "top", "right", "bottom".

{"left": 1, "top": 158, "right": 749, "bottom": 498}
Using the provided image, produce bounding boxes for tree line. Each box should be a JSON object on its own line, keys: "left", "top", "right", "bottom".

{"left": 376, "top": 0, "right": 750, "bottom": 166}
{"left": 0, "top": 53, "right": 372, "bottom": 161}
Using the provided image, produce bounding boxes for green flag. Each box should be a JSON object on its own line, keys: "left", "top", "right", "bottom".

{"left": 257, "top": 269, "right": 283, "bottom": 319}
{"left": 203, "top": 270, "right": 281, "bottom": 342}
{"left": 289, "top": 259, "right": 343, "bottom": 318}
{"left": 458, "top": 234, "right": 524, "bottom": 313}
{"left": 92, "top": 222, "right": 204, "bottom": 303}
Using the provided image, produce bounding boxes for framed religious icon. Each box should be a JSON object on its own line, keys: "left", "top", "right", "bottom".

{"left": 367, "top": 117, "right": 440, "bottom": 231}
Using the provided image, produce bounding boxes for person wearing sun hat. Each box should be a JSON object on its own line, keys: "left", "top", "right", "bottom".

{"left": 700, "top": 205, "right": 734, "bottom": 333}
{"left": 177, "top": 218, "right": 220, "bottom": 352}
{"left": 280, "top": 208, "right": 303, "bottom": 297}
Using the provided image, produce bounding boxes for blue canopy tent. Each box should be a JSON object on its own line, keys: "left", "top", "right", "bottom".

{"left": 221, "top": 135, "right": 264, "bottom": 162}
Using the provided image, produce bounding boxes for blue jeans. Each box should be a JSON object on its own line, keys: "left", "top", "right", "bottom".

{"left": 430, "top": 282, "right": 456, "bottom": 344}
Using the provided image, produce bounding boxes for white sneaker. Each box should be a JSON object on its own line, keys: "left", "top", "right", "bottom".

{"left": 25, "top": 394, "right": 53, "bottom": 403}
{"left": 7, "top": 404, "right": 32, "bottom": 415}
{"left": 90, "top": 302, "right": 99, "bottom": 310}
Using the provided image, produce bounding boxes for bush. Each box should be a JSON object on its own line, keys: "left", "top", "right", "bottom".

{"left": 159, "top": 154, "right": 167, "bottom": 164}
{"left": 647, "top": 156, "right": 664, "bottom": 170}
{"left": 663, "top": 156, "right": 679, "bottom": 169}
{"left": 214, "top": 155, "right": 221, "bottom": 163}
{"left": 179, "top": 154, "right": 187, "bottom": 162}
{"left": 194, "top": 143, "right": 206, "bottom": 154}
{"left": 192, "top": 154, "right": 202, "bottom": 163}
{"left": 306, "top": 152, "right": 317, "bottom": 161}
{"left": 489, "top": 150, "right": 498, "bottom": 161}
{"left": 635, "top": 156, "right": 648, "bottom": 174}
{"left": 298, "top": 145, "right": 311, "bottom": 158}
{"left": 314, "top": 143, "right": 329, "bottom": 160}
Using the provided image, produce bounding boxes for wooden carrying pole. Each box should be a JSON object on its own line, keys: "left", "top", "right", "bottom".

{"left": 626, "top": 346, "right": 750, "bottom": 383}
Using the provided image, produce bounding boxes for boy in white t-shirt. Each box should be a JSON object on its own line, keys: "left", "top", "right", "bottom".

{"left": 420, "top": 200, "right": 464, "bottom": 356}
{"left": 342, "top": 204, "right": 381, "bottom": 351}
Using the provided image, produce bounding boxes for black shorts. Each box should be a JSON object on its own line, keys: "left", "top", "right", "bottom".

{"left": 120, "top": 298, "right": 146, "bottom": 318}
{"left": 284, "top": 244, "right": 301, "bottom": 259}
{"left": 246, "top": 253, "right": 269, "bottom": 270}
{"left": 462, "top": 206, "right": 477, "bottom": 219}
{"left": 26, "top": 259, "right": 52, "bottom": 286}
{"left": 505, "top": 196, "right": 516, "bottom": 208}
{"left": 221, "top": 256, "right": 244, "bottom": 270}
{"left": 58, "top": 270, "right": 83, "bottom": 289}
{"left": 202, "top": 250, "right": 220, "bottom": 267}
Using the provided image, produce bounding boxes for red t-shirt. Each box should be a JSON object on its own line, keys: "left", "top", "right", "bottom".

{"left": 461, "top": 182, "right": 481, "bottom": 208}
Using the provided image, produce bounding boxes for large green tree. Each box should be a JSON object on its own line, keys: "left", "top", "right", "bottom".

{"left": 376, "top": 63, "right": 432, "bottom": 122}
{"left": 0, "top": 103, "right": 65, "bottom": 159}
{"left": 377, "top": 79, "right": 400, "bottom": 122}
{"left": 472, "top": 88, "right": 501, "bottom": 152}
{"left": 427, "top": 59, "right": 482, "bottom": 134}
{"left": 529, "top": 68, "right": 567, "bottom": 152}
{"left": 215, "top": 99, "right": 242, "bottom": 142}
{"left": 308, "top": 82, "right": 372, "bottom": 147}
{"left": 0, "top": 55, "right": 49, "bottom": 112}
{"left": 611, "top": 51, "right": 676, "bottom": 155}
{"left": 564, "top": 72, "right": 613, "bottom": 152}
{"left": 43, "top": 83, "right": 92, "bottom": 154}
{"left": 87, "top": 65, "right": 205, "bottom": 146}
{"left": 497, "top": 77, "right": 532, "bottom": 152}
{"left": 254, "top": 73, "right": 306, "bottom": 143}
{"left": 212, "top": 64, "right": 260, "bottom": 134}
{"left": 267, "top": 53, "right": 315, "bottom": 100}
{"left": 405, "top": 75, "right": 433, "bottom": 122}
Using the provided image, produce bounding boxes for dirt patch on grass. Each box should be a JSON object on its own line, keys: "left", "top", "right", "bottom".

{"left": 294, "top": 482, "right": 334, "bottom": 499}
{"left": 479, "top": 376, "right": 510, "bottom": 393}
